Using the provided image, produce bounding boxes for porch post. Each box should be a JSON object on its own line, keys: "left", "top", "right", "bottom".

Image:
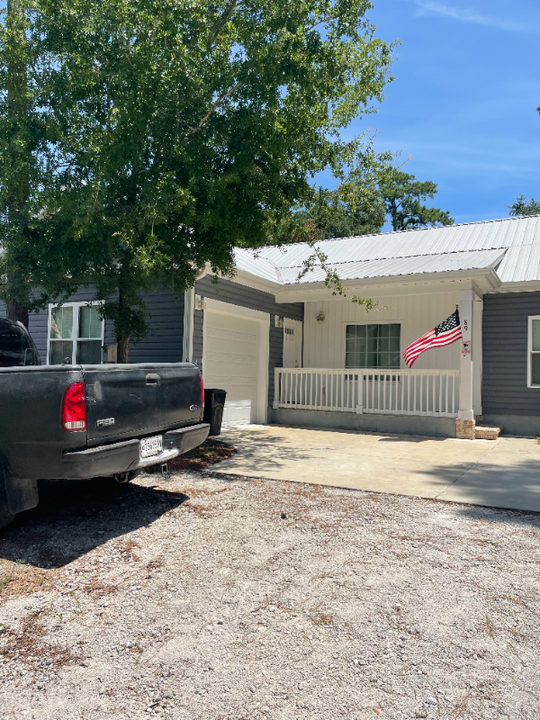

{"left": 472, "top": 295, "right": 483, "bottom": 417}
{"left": 456, "top": 289, "right": 475, "bottom": 439}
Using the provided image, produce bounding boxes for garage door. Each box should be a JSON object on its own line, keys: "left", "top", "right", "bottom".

{"left": 203, "top": 301, "right": 269, "bottom": 425}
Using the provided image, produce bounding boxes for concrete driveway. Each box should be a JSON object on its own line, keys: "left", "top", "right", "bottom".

{"left": 213, "top": 425, "right": 540, "bottom": 512}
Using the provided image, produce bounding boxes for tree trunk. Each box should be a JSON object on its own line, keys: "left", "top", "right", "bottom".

{"left": 7, "top": 300, "right": 29, "bottom": 328}
{"left": 115, "top": 287, "right": 131, "bottom": 363}
{"left": 116, "top": 335, "right": 130, "bottom": 363}
{"left": 390, "top": 200, "right": 398, "bottom": 232}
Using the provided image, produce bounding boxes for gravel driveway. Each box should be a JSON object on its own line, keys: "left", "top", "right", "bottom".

{"left": 0, "top": 470, "right": 539, "bottom": 720}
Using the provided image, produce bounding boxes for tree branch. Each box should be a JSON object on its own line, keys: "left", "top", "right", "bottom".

{"left": 185, "top": 82, "right": 241, "bottom": 137}
{"left": 306, "top": 15, "right": 334, "bottom": 34}
{"left": 187, "top": 0, "right": 242, "bottom": 51}
{"left": 207, "top": 0, "right": 242, "bottom": 50}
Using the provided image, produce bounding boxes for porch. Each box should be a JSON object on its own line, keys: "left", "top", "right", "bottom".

{"left": 274, "top": 367, "right": 460, "bottom": 417}
{"left": 271, "top": 367, "right": 461, "bottom": 437}
{"left": 270, "top": 285, "right": 482, "bottom": 438}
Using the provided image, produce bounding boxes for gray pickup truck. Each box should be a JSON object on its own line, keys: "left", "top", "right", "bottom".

{"left": 0, "top": 318, "right": 209, "bottom": 528}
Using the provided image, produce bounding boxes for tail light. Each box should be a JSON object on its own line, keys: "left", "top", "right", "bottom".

{"left": 62, "top": 382, "right": 87, "bottom": 431}
{"left": 200, "top": 374, "right": 205, "bottom": 410}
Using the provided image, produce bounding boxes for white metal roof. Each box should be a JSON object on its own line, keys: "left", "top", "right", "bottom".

{"left": 233, "top": 215, "right": 540, "bottom": 288}
{"left": 275, "top": 248, "right": 506, "bottom": 284}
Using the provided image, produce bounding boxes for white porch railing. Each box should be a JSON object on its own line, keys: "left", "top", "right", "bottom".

{"left": 274, "top": 368, "right": 460, "bottom": 417}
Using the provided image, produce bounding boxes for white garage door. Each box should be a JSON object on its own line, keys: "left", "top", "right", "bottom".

{"left": 203, "top": 301, "right": 269, "bottom": 426}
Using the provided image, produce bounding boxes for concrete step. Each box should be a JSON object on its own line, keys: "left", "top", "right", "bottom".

{"left": 475, "top": 426, "right": 501, "bottom": 440}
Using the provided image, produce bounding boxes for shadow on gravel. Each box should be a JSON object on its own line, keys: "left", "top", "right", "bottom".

{"left": 0, "top": 479, "right": 188, "bottom": 569}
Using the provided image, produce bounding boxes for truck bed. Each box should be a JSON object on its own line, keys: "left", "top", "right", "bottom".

{"left": 0, "top": 362, "right": 209, "bottom": 525}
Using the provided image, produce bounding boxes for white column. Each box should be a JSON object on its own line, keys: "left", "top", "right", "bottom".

{"left": 472, "top": 295, "right": 483, "bottom": 416}
{"left": 458, "top": 289, "right": 474, "bottom": 421}
{"left": 182, "top": 287, "right": 195, "bottom": 362}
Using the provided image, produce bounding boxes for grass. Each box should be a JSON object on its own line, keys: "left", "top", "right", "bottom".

{"left": 167, "top": 439, "right": 236, "bottom": 473}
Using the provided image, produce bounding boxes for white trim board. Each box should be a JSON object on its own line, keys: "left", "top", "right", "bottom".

{"left": 202, "top": 298, "right": 270, "bottom": 424}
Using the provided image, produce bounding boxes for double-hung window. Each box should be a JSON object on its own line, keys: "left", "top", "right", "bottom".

{"left": 345, "top": 323, "right": 401, "bottom": 369}
{"left": 528, "top": 316, "right": 540, "bottom": 387}
{"left": 48, "top": 303, "right": 104, "bottom": 365}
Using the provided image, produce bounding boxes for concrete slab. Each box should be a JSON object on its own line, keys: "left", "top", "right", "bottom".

{"left": 212, "top": 425, "right": 540, "bottom": 513}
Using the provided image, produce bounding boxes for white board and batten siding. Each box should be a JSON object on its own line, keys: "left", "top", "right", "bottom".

{"left": 202, "top": 298, "right": 270, "bottom": 426}
{"left": 303, "top": 291, "right": 462, "bottom": 371}
{"left": 283, "top": 318, "right": 303, "bottom": 369}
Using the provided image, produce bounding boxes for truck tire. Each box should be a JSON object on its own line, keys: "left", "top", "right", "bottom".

{"left": 0, "top": 457, "right": 38, "bottom": 530}
{"left": 0, "top": 507, "right": 16, "bottom": 530}
{"left": 0, "top": 465, "right": 16, "bottom": 530}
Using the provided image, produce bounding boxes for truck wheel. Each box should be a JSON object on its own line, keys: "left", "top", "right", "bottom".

{"left": 0, "top": 507, "right": 16, "bottom": 531}
{"left": 0, "top": 462, "right": 16, "bottom": 530}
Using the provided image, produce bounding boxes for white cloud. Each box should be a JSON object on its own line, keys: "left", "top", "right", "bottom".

{"left": 416, "top": 1, "right": 539, "bottom": 33}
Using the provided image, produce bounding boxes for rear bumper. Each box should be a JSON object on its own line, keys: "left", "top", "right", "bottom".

{"left": 62, "top": 423, "right": 210, "bottom": 479}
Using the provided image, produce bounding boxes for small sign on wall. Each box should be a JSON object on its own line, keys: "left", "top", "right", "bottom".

{"left": 462, "top": 341, "right": 471, "bottom": 355}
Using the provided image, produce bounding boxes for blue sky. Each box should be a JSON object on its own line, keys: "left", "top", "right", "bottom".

{"left": 323, "top": 0, "right": 540, "bottom": 225}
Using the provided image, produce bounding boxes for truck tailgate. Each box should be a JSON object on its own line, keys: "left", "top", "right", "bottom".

{"left": 83, "top": 363, "right": 203, "bottom": 446}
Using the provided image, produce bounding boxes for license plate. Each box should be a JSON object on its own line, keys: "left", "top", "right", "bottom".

{"left": 140, "top": 435, "right": 163, "bottom": 459}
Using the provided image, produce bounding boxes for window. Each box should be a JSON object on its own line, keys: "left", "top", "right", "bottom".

{"left": 528, "top": 316, "right": 540, "bottom": 387}
{"left": 48, "top": 303, "right": 104, "bottom": 365}
{"left": 345, "top": 323, "right": 401, "bottom": 369}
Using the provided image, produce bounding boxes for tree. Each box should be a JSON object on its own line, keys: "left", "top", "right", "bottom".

{"left": 2, "top": 0, "right": 395, "bottom": 361}
{"left": 277, "top": 156, "right": 453, "bottom": 242}
{"left": 0, "top": 0, "right": 48, "bottom": 327}
{"left": 509, "top": 194, "right": 540, "bottom": 217}
{"left": 293, "top": 151, "right": 390, "bottom": 240}
{"left": 379, "top": 169, "right": 453, "bottom": 232}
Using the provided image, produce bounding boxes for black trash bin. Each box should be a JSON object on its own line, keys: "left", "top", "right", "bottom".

{"left": 203, "top": 388, "right": 227, "bottom": 436}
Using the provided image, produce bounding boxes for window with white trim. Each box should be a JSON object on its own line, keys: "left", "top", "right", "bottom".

{"left": 48, "top": 303, "right": 104, "bottom": 365}
{"left": 345, "top": 323, "right": 401, "bottom": 369}
{"left": 528, "top": 316, "right": 540, "bottom": 387}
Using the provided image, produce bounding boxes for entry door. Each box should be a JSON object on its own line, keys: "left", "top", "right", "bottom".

{"left": 283, "top": 318, "right": 303, "bottom": 368}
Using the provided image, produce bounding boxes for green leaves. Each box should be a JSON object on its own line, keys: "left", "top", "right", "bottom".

{"left": 1, "top": 0, "right": 395, "bottom": 349}
{"left": 379, "top": 168, "right": 454, "bottom": 232}
{"left": 508, "top": 194, "right": 540, "bottom": 217}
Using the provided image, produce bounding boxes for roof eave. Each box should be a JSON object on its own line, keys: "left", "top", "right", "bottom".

{"left": 212, "top": 267, "right": 282, "bottom": 295}
{"left": 274, "top": 267, "right": 502, "bottom": 303}
{"left": 490, "top": 280, "right": 540, "bottom": 293}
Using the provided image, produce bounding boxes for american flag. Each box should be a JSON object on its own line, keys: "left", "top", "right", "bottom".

{"left": 403, "top": 310, "right": 462, "bottom": 368}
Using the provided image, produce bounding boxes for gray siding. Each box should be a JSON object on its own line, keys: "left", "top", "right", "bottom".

{"left": 130, "top": 290, "right": 184, "bottom": 363}
{"left": 195, "top": 275, "right": 303, "bottom": 406}
{"left": 193, "top": 309, "right": 203, "bottom": 366}
{"left": 483, "top": 292, "right": 540, "bottom": 417}
{"left": 1, "top": 287, "right": 183, "bottom": 364}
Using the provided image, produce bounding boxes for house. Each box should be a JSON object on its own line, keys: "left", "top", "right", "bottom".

{"left": 4, "top": 214, "right": 540, "bottom": 438}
